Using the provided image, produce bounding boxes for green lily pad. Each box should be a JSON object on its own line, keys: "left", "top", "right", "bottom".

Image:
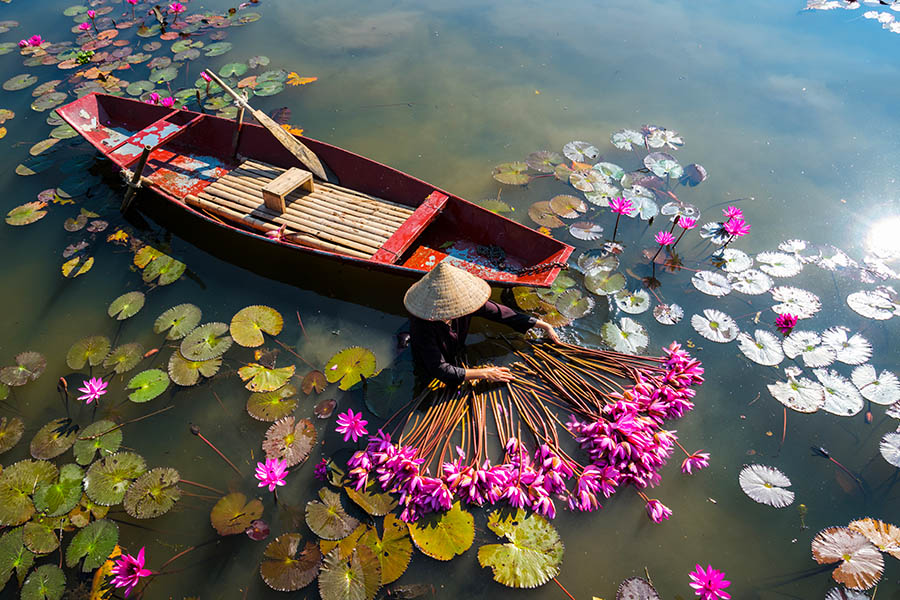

{"left": 21, "top": 564, "right": 65, "bottom": 600}
{"left": 360, "top": 513, "right": 411, "bottom": 585}
{"left": 260, "top": 533, "right": 321, "bottom": 592}
{"left": 408, "top": 501, "right": 474, "bottom": 561}
{"left": 66, "top": 336, "right": 111, "bottom": 370}
{"left": 249, "top": 55, "right": 270, "bottom": 68}
{"left": 0, "top": 351, "right": 46, "bottom": 386}
{"left": 171, "top": 39, "right": 203, "bottom": 53}
{"left": 61, "top": 256, "right": 94, "bottom": 279}
{"left": 134, "top": 245, "right": 163, "bottom": 268}
{"left": 33, "top": 464, "right": 83, "bottom": 517}
{"left": 204, "top": 41, "right": 232, "bottom": 56}
{"left": 254, "top": 80, "right": 284, "bottom": 97}
{"left": 125, "top": 80, "right": 154, "bottom": 96}
{"left": 16, "top": 156, "right": 56, "bottom": 176}
{"left": 31, "top": 92, "right": 67, "bottom": 112}
{"left": 344, "top": 485, "right": 398, "bottom": 518}
{"left": 23, "top": 516, "right": 63, "bottom": 554}
{"left": 137, "top": 23, "right": 161, "bottom": 38}
{"left": 247, "top": 384, "right": 299, "bottom": 421}
{"left": 230, "top": 305, "right": 283, "bottom": 348}
{"left": 30, "top": 419, "right": 78, "bottom": 460}
{"left": 211, "top": 492, "right": 263, "bottom": 536}
{"left": 3, "top": 74, "right": 38, "bottom": 92}
{"left": 154, "top": 303, "right": 202, "bottom": 340}
{"left": 263, "top": 416, "right": 315, "bottom": 467}
{"left": 126, "top": 369, "right": 169, "bottom": 403}
{"left": 238, "top": 363, "right": 295, "bottom": 392}
{"left": 103, "top": 343, "right": 143, "bottom": 374}
{"left": 257, "top": 69, "right": 288, "bottom": 83}
{"left": 123, "top": 467, "right": 180, "bottom": 519}
{"left": 0, "top": 417, "right": 24, "bottom": 454}
{"left": 73, "top": 420, "right": 122, "bottom": 466}
{"left": 181, "top": 322, "right": 232, "bottom": 361}
{"left": 319, "top": 524, "right": 368, "bottom": 560}
{"left": 65, "top": 518, "right": 118, "bottom": 572}
{"left": 83, "top": 452, "right": 146, "bottom": 506}
{"left": 364, "top": 367, "right": 413, "bottom": 418}
{"left": 324, "top": 347, "right": 377, "bottom": 391}
{"left": 477, "top": 510, "right": 564, "bottom": 589}
{"left": 492, "top": 162, "right": 530, "bottom": 186}
{"left": 318, "top": 546, "right": 381, "bottom": 600}
{"left": 107, "top": 291, "right": 145, "bottom": 320}
{"left": 6, "top": 201, "right": 48, "bottom": 226}
{"left": 49, "top": 123, "right": 77, "bottom": 140}
{"left": 67, "top": 494, "right": 108, "bottom": 528}
{"left": 0, "top": 460, "right": 58, "bottom": 526}
{"left": 63, "top": 5, "right": 87, "bottom": 16}
{"left": 584, "top": 270, "right": 627, "bottom": 296}
{"left": 149, "top": 65, "right": 179, "bottom": 83}
{"left": 0, "top": 528, "right": 34, "bottom": 588}
{"left": 219, "top": 62, "right": 247, "bottom": 78}
{"left": 142, "top": 254, "right": 186, "bottom": 285}
{"left": 167, "top": 352, "right": 221, "bottom": 386}
{"left": 306, "top": 488, "right": 359, "bottom": 541}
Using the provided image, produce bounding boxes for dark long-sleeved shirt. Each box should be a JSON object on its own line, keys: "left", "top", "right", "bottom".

{"left": 409, "top": 300, "right": 537, "bottom": 386}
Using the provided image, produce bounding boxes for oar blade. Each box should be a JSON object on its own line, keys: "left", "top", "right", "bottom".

{"left": 251, "top": 108, "right": 332, "bottom": 182}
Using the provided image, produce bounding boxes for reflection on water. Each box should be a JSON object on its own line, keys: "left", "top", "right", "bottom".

{"left": 2, "top": 0, "right": 900, "bottom": 598}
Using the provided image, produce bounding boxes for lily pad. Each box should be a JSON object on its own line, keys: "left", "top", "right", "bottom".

{"left": 549, "top": 194, "right": 586, "bottom": 219}
{"left": 107, "top": 291, "right": 145, "bottom": 320}
{"left": 0, "top": 417, "right": 25, "bottom": 454}
{"left": 21, "top": 564, "right": 65, "bottom": 600}
{"left": 315, "top": 398, "right": 337, "bottom": 419}
{"left": 3, "top": 74, "right": 38, "bottom": 91}
{"left": 302, "top": 370, "right": 327, "bottom": 395}
{"left": 0, "top": 460, "right": 59, "bottom": 527}
{"left": 601, "top": 318, "right": 648, "bottom": 354}
{"left": 65, "top": 518, "right": 118, "bottom": 572}
{"left": 149, "top": 65, "right": 179, "bottom": 83}
{"left": 0, "top": 351, "right": 46, "bottom": 386}
{"left": 244, "top": 384, "right": 298, "bottom": 421}
{"left": 324, "top": 347, "right": 377, "bottom": 390}
{"left": 306, "top": 488, "right": 359, "bottom": 541}
{"left": 408, "top": 501, "right": 474, "bottom": 561}
{"left": 154, "top": 304, "right": 202, "bottom": 340}
{"left": 262, "top": 416, "right": 316, "bottom": 467}
{"left": 584, "top": 270, "right": 626, "bottom": 296}
{"left": 167, "top": 352, "right": 221, "bottom": 386}
{"left": 260, "top": 533, "right": 321, "bottom": 592}
{"left": 643, "top": 152, "right": 683, "bottom": 179}
{"left": 212, "top": 493, "right": 264, "bottom": 536}
{"left": 6, "top": 201, "right": 48, "bottom": 225}
{"left": 318, "top": 546, "right": 381, "bottom": 600}
{"left": 134, "top": 245, "right": 162, "bottom": 268}
{"left": 181, "top": 322, "right": 232, "bottom": 361}
{"left": 231, "top": 305, "right": 283, "bottom": 347}
{"left": 102, "top": 343, "right": 143, "bottom": 374}
{"left": 83, "top": 452, "right": 146, "bottom": 506}
{"left": 345, "top": 485, "right": 398, "bottom": 517}
{"left": 556, "top": 289, "right": 593, "bottom": 320}
{"left": 492, "top": 162, "right": 530, "bottom": 186}
{"left": 73, "top": 420, "right": 122, "bottom": 466}
{"left": 126, "top": 369, "right": 169, "bottom": 403}
{"left": 142, "top": 254, "right": 186, "bottom": 284}
{"left": 239, "top": 363, "right": 295, "bottom": 392}
{"left": 30, "top": 419, "right": 78, "bottom": 460}
{"left": 254, "top": 80, "right": 284, "bottom": 96}
{"left": 360, "top": 513, "right": 412, "bottom": 585}
{"left": 528, "top": 201, "right": 564, "bottom": 228}
{"left": 0, "top": 528, "right": 34, "bottom": 588}
{"left": 123, "top": 467, "right": 180, "bottom": 519}
{"left": 31, "top": 92, "right": 67, "bottom": 112}
{"left": 526, "top": 151, "right": 563, "bottom": 173}
{"left": 562, "top": 140, "right": 599, "bottom": 163}
{"left": 478, "top": 509, "right": 564, "bottom": 589}
{"left": 23, "top": 516, "right": 62, "bottom": 554}
{"left": 617, "top": 577, "right": 660, "bottom": 600}
{"left": 219, "top": 62, "right": 247, "bottom": 77}
{"left": 33, "top": 464, "right": 83, "bottom": 517}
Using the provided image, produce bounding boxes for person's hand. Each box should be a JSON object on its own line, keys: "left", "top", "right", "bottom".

{"left": 471, "top": 366, "right": 514, "bottom": 383}
{"left": 535, "top": 320, "right": 561, "bottom": 343}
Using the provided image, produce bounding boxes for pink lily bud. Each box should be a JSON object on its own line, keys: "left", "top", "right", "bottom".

{"left": 87, "top": 9, "right": 96, "bottom": 18}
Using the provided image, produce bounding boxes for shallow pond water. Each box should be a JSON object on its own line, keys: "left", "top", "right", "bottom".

{"left": 1, "top": 0, "right": 900, "bottom": 599}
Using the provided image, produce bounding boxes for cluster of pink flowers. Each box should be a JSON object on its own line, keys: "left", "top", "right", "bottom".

{"left": 145, "top": 92, "right": 175, "bottom": 108}
{"left": 721, "top": 206, "right": 750, "bottom": 239}
{"left": 342, "top": 342, "right": 705, "bottom": 524}
{"left": 18, "top": 35, "right": 43, "bottom": 48}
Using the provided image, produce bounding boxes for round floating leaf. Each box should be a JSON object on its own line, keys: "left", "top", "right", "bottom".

{"left": 822, "top": 326, "right": 871, "bottom": 366}
{"left": 211, "top": 492, "right": 263, "bottom": 536}
{"left": 643, "top": 152, "right": 682, "bottom": 179}
{"left": 249, "top": 55, "right": 270, "bottom": 68}
{"left": 134, "top": 246, "right": 163, "bottom": 268}
{"left": 33, "top": 464, "right": 83, "bottom": 517}
{"left": 6, "top": 201, "right": 48, "bottom": 226}
{"left": 302, "top": 370, "right": 327, "bottom": 395}
{"left": 324, "top": 347, "right": 377, "bottom": 391}
{"left": 84, "top": 452, "right": 146, "bottom": 506}
{"left": 67, "top": 494, "right": 108, "bottom": 529}
{"left": 73, "top": 420, "right": 122, "bottom": 466}
{"left": 65, "top": 518, "right": 118, "bottom": 572}
{"left": 365, "top": 368, "right": 413, "bottom": 419}
{"left": 848, "top": 518, "right": 900, "bottom": 560}
{"left": 345, "top": 486, "right": 397, "bottom": 518}
{"left": 246, "top": 384, "right": 299, "bottom": 421}
{"left": 61, "top": 256, "right": 94, "bottom": 278}
{"left": 569, "top": 221, "right": 603, "bottom": 241}
{"left": 477, "top": 509, "right": 564, "bottom": 589}
{"left": 617, "top": 577, "right": 660, "bottom": 600}
{"left": 21, "top": 564, "right": 65, "bottom": 600}
{"left": 107, "top": 291, "right": 145, "bottom": 320}
{"left": 0, "top": 527, "right": 34, "bottom": 588}
{"left": 319, "top": 524, "right": 368, "bottom": 561}
{"left": 123, "top": 467, "right": 180, "bottom": 519}
{"left": 149, "top": 65, "right": 179, "bottom": 83}
{"left": 30, "top": 419, "right": 78, "bottom": 460}
{"left": 851, "top": 365, "right": 900, "bottom": 405}
{"left": 614, "top": 289, "right": 651, "bottom": 315}
{"left": 238, "top": 363, "right": 295, "bottom": 393}
{"left": 125, "top": 80, "right": 154, "bottom": 96}
{"left": 49, "top": 124, "right": 77, "bottom": 140}
{"left": 408, "top": 501, "right": 474, "bottom": 561}
{"left": 306, "top": 488, "right": 359, "bottom": 541}
{"left": 318, "top": 546, "right": 381, "bottom": 600}
{"left": 815, "top": 368, "right": 864, "bottom": 417}
{"left": 728, "top": 269, "right": 772, "bottom": 295}
{"left": 31, "top": 93, "right": 67, "bottom": 112}
{"left": 492, "top": 162, "right": 530, "bottom": 185}
{"left": 181, "top": 322, "right": 232, "bottom": 361}
{"left": 691, "top": 270, "right": 732, "bottom": 297}
{"left": 812, "top": 526, "right": 883, "bottom": 591}
{"left": 879, "top": 432, "right": 900, "bottom": 467}
{"left": 584, "top": 270, "right": 626, "bottom": 296}
{"left": 601, "top": 318, "right": 648, "bottom": 354}
{"left": 737, "top": 330, "right": 784, "bottom": 366}
{"left": 768, "top": 375, "right": 825, "bottom": 414}
{"left": 23, "top": 516, "right": 62, "bottom": 554}
{"left": 0, "top": 351, "right": 46, "bottom": 386}
{"left": 103, "top": 343, "right": 143, "bottom": 374}
{"left": 315, "top": 398, "right": 336, "bottom": 419}
{"left": 260, "top": 533, "right": 321, "bottom": 592}
{"left": 556, "top": 289, "right": 593, "bottom": 320}
{"left": 525, "top": 151, "right": 563, "bottom": 173}
{"left": 154, "top": 304, "right": 202, "bottom": 340}
{"left": 0, "top": 417, "right": 24, "bottom": 454}
{"left": 562, "top": 140, "right": 599, "bottom": 163}
{"left": 254, "top": 80, "right": 284, "bottom": 97}
{"left": 126, "top": 369, "right": 169, "bottom": 403}
{"left": 263, "top": 416, "right": 315, "bottom": 467}
{"left": 549, "top": 194, "right": 586, "bottom": 219}
{"left": 230, "top": 305, "right": 283, "bottom": 347}
{"left": 219, "top": 62, "right": 247, "bottom": 77}
{"left": 739, "top": 464, "right": 794, "bottom": 508}
{"left": 143, "top": 254, "right": 186, "bottom": 284}
{"left": 66, "top": 336, "right": 111, "bottom": 370}
{"left": 611, "top": 129, "right": 644, "bottom": 151}
{"left": 360, "top": 513, "right": 411, "bottom": 585}
{"left": 528, "top": 201, "right": 564, "bottom": 229}
{"left": 691, "top": 309, "right": 739, "bottom": 343}
{"left": 167, "top": 352, "right": 221, "bottom": 386}
{"left": 772, "top": 286, "right": 821, "bottom": 320}
{"left": 3, "top": 74, "right": 38, "bottom": 91}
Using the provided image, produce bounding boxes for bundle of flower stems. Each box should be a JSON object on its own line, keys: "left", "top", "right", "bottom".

{"left": 346, "top": 341, "right": 706, "bottom": 523}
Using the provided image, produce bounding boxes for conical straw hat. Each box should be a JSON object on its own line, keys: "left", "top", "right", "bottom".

{"left": 404, "top": 262, "right": 491, "bottom": 321}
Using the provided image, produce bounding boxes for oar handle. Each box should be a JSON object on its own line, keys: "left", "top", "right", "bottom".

{"left": 203, "top": 69, "right": 250, "bottom": 110}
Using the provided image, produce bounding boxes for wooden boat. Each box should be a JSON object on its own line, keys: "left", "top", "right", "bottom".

{"left": 57, "top": 93, "right": 573, "bottom": 287}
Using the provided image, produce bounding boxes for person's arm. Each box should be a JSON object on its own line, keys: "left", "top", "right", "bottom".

{"left": 414, "top": 329, "right": 467, "bottom": 386}
{"left": 476, "top": 301, "right": 561, "bottom": 343}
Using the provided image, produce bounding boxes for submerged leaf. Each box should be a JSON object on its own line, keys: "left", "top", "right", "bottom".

{"left": 211, "top": 493, "right": 263, "bottom": 536}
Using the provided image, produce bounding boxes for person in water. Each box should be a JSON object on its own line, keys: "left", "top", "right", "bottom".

{"left": 404, "top": 262, "right": 560, "bottom": 385}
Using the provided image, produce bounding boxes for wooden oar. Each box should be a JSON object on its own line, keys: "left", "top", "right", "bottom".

{"left": 203, "top": 69, "right": 334, "bottom": 183}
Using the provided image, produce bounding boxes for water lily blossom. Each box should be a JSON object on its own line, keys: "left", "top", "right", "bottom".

{"left": 87, "top": 9, "right": 96, "bottom": 18}
{"left": 254, "top": 457, "right": 288, "bottom": 491}
{"left": 160, "top": 96, "right": 175, "bottom": 108}
{"left": 78, "top": 22, "right": 92, "bottom": 31}
{"left": 146, "top": 91, "right": 160, "bottom": 105}
{"left": 645, "top": 498, "right": 672, "bottom": 523}
{"left": 679, "top": 217, "right": 698, "bottom": 230}
{"left": 609, "top": 196, "right": 633, "bottom": 241}
{"left": 28, "top": 35, "right": 43, "bottom": 46}
{"left": 17, "top": 39, "right": 28, "bottom": 48}
{"left": 109, "top": 547, "right": 152, "bottom": 597}
{"left": 723, "top": 206, "right": 743, "bottom": 220}
{"left": 681, "top": 451, "right": 711, "bottom": 475}
{"left": 200, "top": 71, "right": 212, "bottom": 82}
{"left": 335, "top": 408, "right": 368, "bottom": 442}
{"left": 77, "top": 377, "right": 107, "bottom": 404}
{"left": 775, "top": 313, "right": 798, "bottom": 335}
{"left": 688, "top": 564, "right": 731, "bottom": 600}
{"left": 723, "top": 218, "right": 750, "bottom": 238}
{"left": 655, "top": 231, "right": 676, "bottom": 246}
{"left": 169, "top": 2, "right": 186, "bottom": 13}
{"left": 314, "top": 457, "right": 328, "bottom": 481}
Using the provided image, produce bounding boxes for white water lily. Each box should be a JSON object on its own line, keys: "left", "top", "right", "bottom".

{"left": 719, "top": 248, "right": 753, "bottom": 273}
{"left": 822, "top": 326, "right": 872, "bottom": 365}
{"left": 771, "top": 286, "right": 822, "bottom": 319}
{"left": 653, "top": 303, "right": 683, "bottom": 325}
{"left": 783, "top": 331, "right": 836, "bottom": 368}
{"left": 757, "top": 251, "right": 803, "bottom": 277}
{"left": 691, "top": 271, "right": 732, "bottom": 297}
{"left": 880, "top": 432, "right": 900, "bottom": 468}
{"left": 737, "top": 330, "right": 784, "bottom": 366}
{"left": 728, "top": 269, "right": 773, "bottom": 295}
{"left": 851, "top": 365, "right": 900, "bottom": 406}
{"left": 691, "top": 309, "right": 739, "bottom": 343}
{"left": 601, "top": 317, "right": 648, "bottom": 354}
{"left": 614, "top": 289, "right": 651, "bottom": 315}
{"left": 814, "top": 369, "right": 865, "bottom": 417}
{"left": 768, "top": 376, "right": 825, "bottom": 413}
{"left": 739, "top": 464, "right": 794, "bottom": 508}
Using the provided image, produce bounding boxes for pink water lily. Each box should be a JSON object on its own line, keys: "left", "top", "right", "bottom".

{"left": 87, "top": 9, "right": 96, "bottom": 18}
{"left": 78, "top": 22, "right": 91, "bottom": 31}
{"left": 254, "top": 457, "right": 288, "bottom": 491}
{"left": 200, "top": 71, "right": 211, "bottom": 82}
{"left": 17, "top": 39, "right": 28, "bottom": 48}
{"left": 645, "top": 498, "right": 672, "bottom": 523}
{"left": 775, "top": 313, "right": 797, "bottom": 335}
{"left": 678, "top": 217, "right": 697, "bottom": 230}
{"left": 609, "top": 196, "right": 633, "bottom": 241}
{"left": 314, "top": 457, "right": 328, "bottom": 481}
{"left": 27, "top": 35, "right": 43, "bottom": 47}
{"left": 336, "top": 409, "right": 368, "bottom": 442}
{"left": 722, "top": 206, "right": 742, "bottom": 220}
{"left": 146, "top": 91, "right": 160, "bottom": 105}
{"left": 655, "top": 231, "right": 675, "bottom": 246}
{"left": 723, "top": 218, "right": 750, "bottom": 238}
{"left": 169, "top": 1, "right": 185, "bottom": 13}
{"left": 77, "top": 377, "right": 107, "bottom": 404}
{"left": 681, "top": 451, "right": 710, "bottom": 475}
{"left": 160, "top": 96, "right": 175, "bottom": 108}
{"left": 110, "top": 547, "right": 152, "bottom": 597}
{"left": 688, "top": 564, "right": 731, "bottom": 600}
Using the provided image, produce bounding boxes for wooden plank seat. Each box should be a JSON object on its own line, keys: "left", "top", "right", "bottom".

{"left": 371, "top": 191, "right": 448, "bottom": 264}
{"left": 108, "top": 112, "right": 204, "bottom": 168}
{"left": 185, "top": 159, "right": 417, "bottom": 259}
